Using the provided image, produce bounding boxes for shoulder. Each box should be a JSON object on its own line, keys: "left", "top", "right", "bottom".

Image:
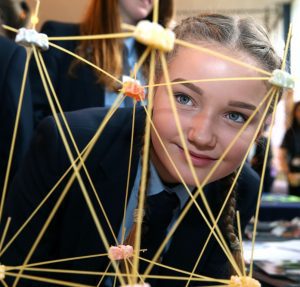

{"left": 0, "top": 37, "right": 26, "bottom": 91}
{"left": 40, "top": 21, "right": 80, "bottom": 37}
{"left": 39, "top": 106, "right": 146, "bottom": 149}
{"left": 35, "top": 21, "right": 80, "bottom": 61}
{"left": 65, "top": 106, "right": 146, "bottom": 135}
{"left": 0, "top": 36, "right": 25, "bottom": 63}
{"left": 0, "top": 36, "right": 16, "bottom": 50}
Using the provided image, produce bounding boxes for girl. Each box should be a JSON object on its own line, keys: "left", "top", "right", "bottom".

{"left": 29, "top": 0, "right": 174, "bottom": 127}
{"left": 3, "top": 14, "right": 281, "bottom": 287}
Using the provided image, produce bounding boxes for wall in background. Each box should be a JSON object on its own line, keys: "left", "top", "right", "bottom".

{"left": 175, "top": 0, "right": 289, "bottom": 32}
{"left": 27, "top": 0, "right": 88, "bottom": 29}
{"left": 27, "top": 0, "right": 288, "bottom": 31}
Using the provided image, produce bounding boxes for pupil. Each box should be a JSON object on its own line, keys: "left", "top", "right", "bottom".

{"left": 180, "top": 96, "right": 189, "bottom": 104}
{"left": 230, "top": 113, "right": 238, "bottom": 120}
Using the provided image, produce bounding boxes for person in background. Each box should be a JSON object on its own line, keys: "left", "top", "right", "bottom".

{"left": 279, "top": 101, "right": 300, "bottom": 197}
{"left": 0, "top": 34, "right": 33, "bottom": 192}
{"left": 29, "top": 0, "right": 174, "bottom": 127}
{"left": 3, "top": 14, "right": 282, "bottom": 287}
{"left": 0, "top": 0, "right": 30, "bottom": 38}
{"left": 250, "top": 126, "right": 274, "bottom": 193}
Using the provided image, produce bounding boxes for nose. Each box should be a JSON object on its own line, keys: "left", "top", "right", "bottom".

{"left": 187, "top": 113, "right": 217, "bottom": 149}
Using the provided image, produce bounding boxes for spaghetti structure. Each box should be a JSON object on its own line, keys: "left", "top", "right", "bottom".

{"left": 0, "top": 0, "right": 296, "bottom": 286}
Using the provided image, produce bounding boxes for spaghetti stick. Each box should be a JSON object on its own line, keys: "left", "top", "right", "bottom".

{"left": 7, "top": 272, "right": 229, "bottom": 287}
{"left": 131, "top": 49, "right": 156, "bottom": 284}
{"left": 1, "top": 25, "right": 17, "bottom": 33}
{"left": 121, "top": 23, "right": 136, "bottom": 31}
{"left": 96, "top": 262, "right": 111, "bottom": 287}
{"left": 31, "top": 0, "right": 40, "bottom": 29}
{"left": 138, "top": 256, "right": 228, "bottom": 284}
{"left": 152, "top": 0, "right": 159, "bottom": 24}
{"left": 6, "top": 271, "right": 94, "bottom": 287}
{"left": 1, "top": 280, "right": 9, "bottom": 287}
{"left": 144, "top": 77, "right": 270, "bottom": 89}
{"left": 0, "top": 218, "right": 11, "bottom": 252}
{"left": 281, "top": 23, "right": 293, "bottom": 71}
{"left": 236, "top": 212, "right": 246, "bottom": 277}
{"left": 48, "top": 32, "right": 133, "bottom": 41}
{"left": 121, "top": 102, "right": 137, "bottom": 244}
{"left": 6, "top": 253, "right": 108, "bottom": 271}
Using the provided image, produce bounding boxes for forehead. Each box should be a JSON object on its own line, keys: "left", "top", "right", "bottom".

{"left": 164, "top": 45, "right": 268, "bottom": 103}
{"left": 168, "top": 45, "right": 262, "bottom": 78}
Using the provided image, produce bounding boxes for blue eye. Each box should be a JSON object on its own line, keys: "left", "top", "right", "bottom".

{"left": 175, "top": 93, "right": 193, "bottom": 106}
{"left": 226, "top": 112, "right": 247, "bottom": 123}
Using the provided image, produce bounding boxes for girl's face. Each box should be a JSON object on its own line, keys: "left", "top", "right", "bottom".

{"left": 151, "top": 46, "right": 268, "bottom": 186}
{"left": 119, "top": 0, "right": 153, "bottom": 25}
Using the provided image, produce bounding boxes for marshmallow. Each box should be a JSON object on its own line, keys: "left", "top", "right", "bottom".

{"left": 15, "top": 28, "right": 49, "bottom": 50}
{"left": 134, "top": 20, "right": 175, "bottom": 52}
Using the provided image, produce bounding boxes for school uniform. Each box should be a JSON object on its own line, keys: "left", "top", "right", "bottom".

{"left": 29, "top": 21, "right": 142, "bottom": 128}
{"left": 3, "top": 107, "right": 259, "bottom": 287}
{"left": 0, "top": 36, "right": 33, "bottom": 190}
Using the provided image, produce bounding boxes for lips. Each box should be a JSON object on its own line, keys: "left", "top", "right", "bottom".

{"left": 177, "top": 145, "right": 217, "bottom": 167}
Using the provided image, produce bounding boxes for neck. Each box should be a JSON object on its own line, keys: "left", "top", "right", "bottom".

{"left": 149, "top": 146, "right": 178, "bottom": 184}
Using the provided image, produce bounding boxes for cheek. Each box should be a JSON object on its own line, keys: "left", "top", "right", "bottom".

{"left": 152, "top": 107, "right": 175, "bottom": 142}
{"left": 152, "top": 91, "right": 173, "bottom": 138}
{"left": 225, "top": 130, "right": 255, "bottom": 165}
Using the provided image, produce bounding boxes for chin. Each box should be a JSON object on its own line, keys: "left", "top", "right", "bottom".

{"left": 171, "top": 167, "right": 225, "bottom": 187}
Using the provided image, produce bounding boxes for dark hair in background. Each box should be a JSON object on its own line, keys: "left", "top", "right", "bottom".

{"left": 0, "top": 0, "right": 30, "bottom": 38}
{"left": 71, "top": 0, "right": 174, "bottom": 91}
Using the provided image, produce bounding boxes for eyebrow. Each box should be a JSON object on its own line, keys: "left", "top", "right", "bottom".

{"left": 171, "top": 78, "right": 204, "bottom": 95}
{"left": 171, "top": 78, "right": 257, "bottom": 111}
{"left": 228, "top": 101, "right": 257, "bottom": 110}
